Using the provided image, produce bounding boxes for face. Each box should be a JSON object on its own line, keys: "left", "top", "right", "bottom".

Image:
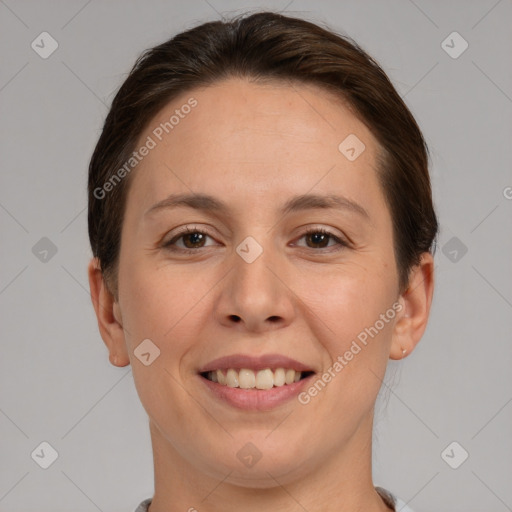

{"left": 110, "top": 78, "right": 405, "bottom": 486}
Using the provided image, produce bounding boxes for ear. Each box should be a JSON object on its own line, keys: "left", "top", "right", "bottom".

{"left": 390, "top": 252, "right": 435, "bottom": 360}
{"left": 87, "top": 257, "right": 130, "bottom": 367}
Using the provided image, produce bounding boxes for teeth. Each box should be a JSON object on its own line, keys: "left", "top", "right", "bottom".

{"left": 273, "top": 368, "right": 286, "bottom": 387}
{"left": 285, "top": 369, "right": 296, "bottom": 385}
{"left": 206, "top": 368, "right": 305, "bottom": 389}
{"left": 255, "top": 368, "right": 273, "bottom": 390}
{"left": 217, "top": 369, "right": 226, "bottom": 385}
{"left": 226, "top": 368, "right": 239, "bottom": 388}
{"left": 239, "top": 368, "right": 256, "bottom": 389}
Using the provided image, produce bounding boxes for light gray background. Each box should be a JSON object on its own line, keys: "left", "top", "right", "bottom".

{"left": 1, "top": 1, "right": 511, "bottom": 511}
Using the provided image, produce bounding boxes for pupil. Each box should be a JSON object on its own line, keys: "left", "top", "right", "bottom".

{"left": 185, "top": 232, "right": 203, "bottom": 247}
{"left": 310, "top": 232, "right": 327, "bottom": 248}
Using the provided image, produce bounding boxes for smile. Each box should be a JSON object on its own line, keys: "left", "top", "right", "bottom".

{"left": 202, "top": 368, "right": 314, "bottom": 390}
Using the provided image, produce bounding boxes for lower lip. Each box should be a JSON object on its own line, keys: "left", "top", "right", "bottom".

{"left": 199, "top": 373, "right": 315, "bottom": 411}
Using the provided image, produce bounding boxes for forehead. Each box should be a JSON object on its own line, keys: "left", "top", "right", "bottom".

{"left": 126, "top": 77, "right": 385, "bottom": 219}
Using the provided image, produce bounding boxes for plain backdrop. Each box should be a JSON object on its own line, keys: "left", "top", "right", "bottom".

{"left": 1, "top": 1, "right": 511, "bottom": 511}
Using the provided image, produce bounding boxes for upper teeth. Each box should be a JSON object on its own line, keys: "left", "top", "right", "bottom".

{"left": 207, "top": 368, "right": 302, "bottom": 389}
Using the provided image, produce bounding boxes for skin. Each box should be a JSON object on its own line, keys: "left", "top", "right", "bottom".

{"left": 88, "top": 78, "right": 434, "bottom": 512}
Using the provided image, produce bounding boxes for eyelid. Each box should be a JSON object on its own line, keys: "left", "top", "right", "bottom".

{"left": 293, "top": 224, "right": 346, "bottom": 240}
{"left": 291, "top": 226, "right": 349, "bottom": 248}
{"left": 162, "top": 224, "right": 218, "bottom": 247}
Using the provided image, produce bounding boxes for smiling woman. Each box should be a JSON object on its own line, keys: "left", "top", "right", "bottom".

{"left": 87, "top": 11, "right": 438, "bottom": 512}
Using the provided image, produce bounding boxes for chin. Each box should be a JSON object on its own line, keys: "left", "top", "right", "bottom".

{"left": 198, "top": 445, "right": 312, "bottom": 489}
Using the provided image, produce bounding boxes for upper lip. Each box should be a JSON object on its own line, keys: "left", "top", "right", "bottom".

{"left": 198, "top": 354, "right": 316, "bottom": 373}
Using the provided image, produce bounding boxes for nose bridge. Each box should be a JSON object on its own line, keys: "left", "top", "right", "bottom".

{"left": 217, "top": 232, "right": 294, "bottom": 330}
{"left": 233, "top": 235, "right": 279, "bottom": 305}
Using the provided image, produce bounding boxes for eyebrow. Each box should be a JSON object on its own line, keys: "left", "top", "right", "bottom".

{"left": 144, "top": 192, "right": 370, "bottom": 220}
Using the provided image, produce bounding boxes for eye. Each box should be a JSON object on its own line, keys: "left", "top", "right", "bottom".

{"left": 162, "top": 225, "right": 348, "bottom": 255}
{"left": 294, "top": 228, "right": 348, "bottom": 250}
{"left": 162, "top": 226, "right": 217, "bottom": 253}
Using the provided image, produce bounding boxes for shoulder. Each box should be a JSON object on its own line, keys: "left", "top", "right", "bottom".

{"left": 135, "top": 492, "right": 415, "bottom": 512}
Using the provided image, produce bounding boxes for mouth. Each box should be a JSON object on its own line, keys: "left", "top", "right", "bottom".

{"left": 198, "top": 369, "right": 316, "bottom": 411}
{"left": 197, "top": 353, "right": 317, "bottom": 411}
{"left": 200, "top": 368, "right": 315, "bottom": 390}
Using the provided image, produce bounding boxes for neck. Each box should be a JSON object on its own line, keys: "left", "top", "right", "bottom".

{"left": 147, "top": 411, "right": 392, "bottom": 512}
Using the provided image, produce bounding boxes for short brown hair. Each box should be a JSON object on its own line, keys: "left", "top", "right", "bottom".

{"left": 88, "top": 11, "right": 438, "bottom": 299}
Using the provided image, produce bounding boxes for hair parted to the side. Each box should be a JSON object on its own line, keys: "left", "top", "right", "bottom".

{"left": 88, "top": 11, "right": 438, "bottom": 300}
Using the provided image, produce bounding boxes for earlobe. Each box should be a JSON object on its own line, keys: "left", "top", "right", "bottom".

{"left": 87, "top": 257, "right": 130, "bottom": 367}
{"left": 390, "top": 252, "right": 435, "bottom": 360}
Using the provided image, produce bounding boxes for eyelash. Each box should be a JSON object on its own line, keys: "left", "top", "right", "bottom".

{"left": 162, "top": 226, "right": 348, "bottom": 254}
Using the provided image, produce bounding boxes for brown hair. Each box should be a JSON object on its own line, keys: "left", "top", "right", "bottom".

{"left": 88, "top": 11, "right": 438, "bottom": 299}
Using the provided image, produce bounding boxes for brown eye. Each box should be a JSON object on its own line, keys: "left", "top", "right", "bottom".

{"left": 296, "top": 228, "right": 347, "bottom": 250}
{"left": 305, "top": 231, "right": 331, "bottom": 248}
{"left": 181, "top": 232, "right": 206, "bottom": 248}
{"left": 163, "top": 227, "right": 216, "bottom": 253}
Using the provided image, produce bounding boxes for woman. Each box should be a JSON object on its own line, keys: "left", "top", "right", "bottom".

{"left": 87, "top": 11, "right": 437, "bottom": 512}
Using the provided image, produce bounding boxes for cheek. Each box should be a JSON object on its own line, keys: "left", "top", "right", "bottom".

{"left": 297, "top": 273, "right": 396, "bottom": 418}
{"left": 297, "top": 258, "right": 396, "bottom": 343}
{"left": 120, "top": 265, "right": 208, "bottom": 421}
{"left": 119, "top": 260, "right": 218, "bottom": 359}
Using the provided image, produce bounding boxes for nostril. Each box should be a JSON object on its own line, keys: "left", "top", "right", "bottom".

{"left": 229, "top": 315, "right": 241, "bottom": 322}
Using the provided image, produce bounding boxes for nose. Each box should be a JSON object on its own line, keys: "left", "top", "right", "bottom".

{"left": 214, "top": 241, "right": 296, "bottom": 333}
